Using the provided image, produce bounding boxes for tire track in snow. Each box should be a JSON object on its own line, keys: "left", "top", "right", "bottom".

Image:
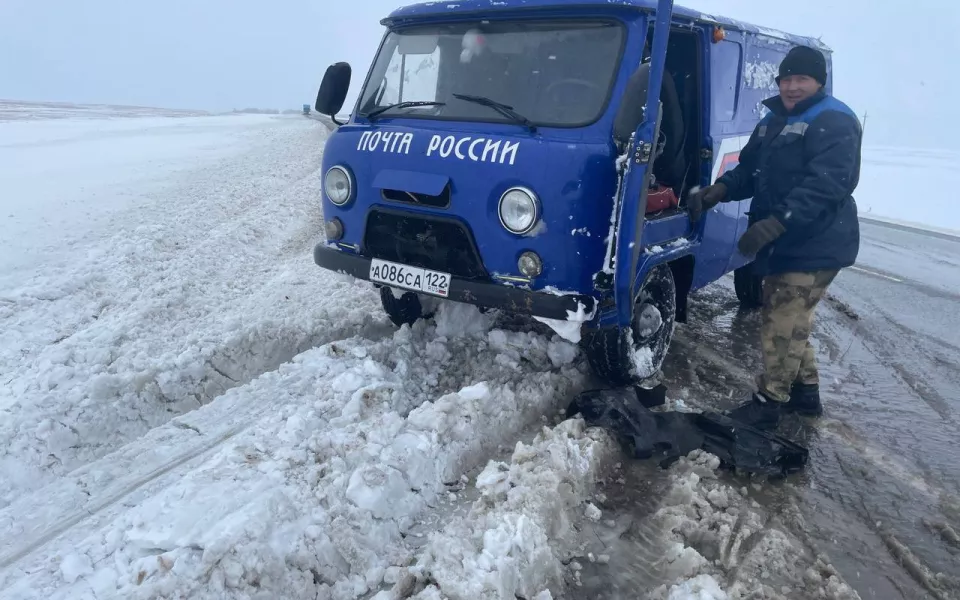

{"left": 0, "top": 293, "right": 391, "bottom": 571}
{"left": 0, "top": 304, "right": 587, "bottom": 600}
{"left": 0, "top": 117, "right": 360, "bottom": 507}
{"left": 0, "top": 324, "right": 377, "bottom": 572}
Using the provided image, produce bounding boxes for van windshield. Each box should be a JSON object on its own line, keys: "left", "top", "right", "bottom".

{"left": 357, "top": 20, "right": 624, "bottom": 127}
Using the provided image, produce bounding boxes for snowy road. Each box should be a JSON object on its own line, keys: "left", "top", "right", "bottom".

{"left": 1, "top": 107, "right": 957, "bottom": 600}
{"left": 807, "top": 221, "right": 960, "bottom": 599}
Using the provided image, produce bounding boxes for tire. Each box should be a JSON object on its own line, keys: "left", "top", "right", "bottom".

{"left": 584, "top": 264, "right": 677, "bottom": 386}
{"left": 379, "top": 286, "right": 436, "bottom": 327}
{"left": 734, "top": 264, "right": 764, "bottom": 309}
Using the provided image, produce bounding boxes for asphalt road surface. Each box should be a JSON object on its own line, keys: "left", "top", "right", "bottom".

{"left": 580, "top": 218, "right": 960, "bottom": 599}
{"left": 805, "top": 219, "right": 960, "bottom": 599}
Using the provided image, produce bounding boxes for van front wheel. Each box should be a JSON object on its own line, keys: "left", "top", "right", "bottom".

{"left": 379, "top": 287, "right": 437, "bottom": 327}
{"left": 584, "top": 264, "right": 676, "bottom": 386}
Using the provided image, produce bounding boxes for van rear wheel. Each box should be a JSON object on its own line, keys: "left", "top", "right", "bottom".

{"left": 734, "top": 265, "right": 764, "bottom": 309}
{"left": 584, "top": 264, "right": 676, "bottom": 386}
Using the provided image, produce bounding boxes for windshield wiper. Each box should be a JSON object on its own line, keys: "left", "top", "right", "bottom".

{"left": 452, "top": 93, "right": 536, "bottom": 132}
{"left": 364, "top": 101, "right": 445, "bottom": 120}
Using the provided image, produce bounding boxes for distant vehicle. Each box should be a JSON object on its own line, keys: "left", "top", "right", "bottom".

{"left": 310, "top": 0, "right": 834, "bottom": 384}
{"left": 303, "top": 104, "right": 311, "bottom": 115}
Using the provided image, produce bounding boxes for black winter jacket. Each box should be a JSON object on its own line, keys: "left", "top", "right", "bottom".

{"left": 717, "top": 90, "right": 863, "bottom": 276}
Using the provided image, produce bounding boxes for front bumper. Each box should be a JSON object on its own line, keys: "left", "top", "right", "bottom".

{"left": 314, "top": 243, "right": 596, "bottom": 321}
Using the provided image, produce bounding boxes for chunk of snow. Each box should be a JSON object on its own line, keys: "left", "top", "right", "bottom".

{"left": 533, "top": 316, "right": 583, "bottom": 344}
{"left": 630, "top": 346, "right": 656, "bottom": 380}
{"left": 59, "top": 553, "right": 93, "bottom": 584}
{"left": 408, "top": 419, "right": 618, "bottom": 599}
{"left": 434, "top": 300, "right": 497, "bottom": 338}
{"left": 662, "top": 574, "right": 729, "bottom": 599}
{"left": 584, "top": 503, "right": 602, "bottom": 521}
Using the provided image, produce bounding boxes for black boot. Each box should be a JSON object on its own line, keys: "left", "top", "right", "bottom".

{"left": 726, "top": 392, "right": 784, "bottom": 430}
{"left": 786, "top": 382, "right": 823, "bottom": 417}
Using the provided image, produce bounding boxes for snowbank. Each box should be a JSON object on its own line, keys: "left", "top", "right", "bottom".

{"left": 401, "top": 418, "right": 618, "bottom": 600}
{"left": 0, "top": 303, "right": 586, "bottom": 600}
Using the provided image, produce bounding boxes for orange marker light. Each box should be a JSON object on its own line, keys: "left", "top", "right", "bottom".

{"left": 713, "top": 26, "right": 726, "bottom": 43}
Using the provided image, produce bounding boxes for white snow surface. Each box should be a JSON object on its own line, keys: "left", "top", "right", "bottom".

{"left": 662, "top": 575, "right": 729, "bottom": 600}
{"left": 1, "top": 311, "right": 585, "bottom": 599}
{"left": 0, "top": 113, "right": 386, "bottom": 508}
{"left": 856, "top": 146, "right": 960, "bottom": 231}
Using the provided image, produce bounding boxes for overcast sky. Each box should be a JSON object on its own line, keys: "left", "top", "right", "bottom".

{"left": 0, "top": 0, "right": 954, "bottom": 148}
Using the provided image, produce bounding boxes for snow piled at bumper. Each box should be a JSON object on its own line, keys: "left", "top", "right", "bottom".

{"left": 0, "top": 306, "right": 586, "bottom": 600}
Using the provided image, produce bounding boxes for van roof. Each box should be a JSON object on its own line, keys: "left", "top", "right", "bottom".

{"left": 382, "top": 0, "right": 831, "bottom": 52}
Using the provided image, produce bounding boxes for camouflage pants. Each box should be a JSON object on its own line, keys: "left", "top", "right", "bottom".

{"left": 756, "top": 270, "right": 839, "bottom": 403}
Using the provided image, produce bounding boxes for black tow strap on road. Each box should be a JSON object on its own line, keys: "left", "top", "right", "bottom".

{"left": 567, "top": 386, "right": 809, "bottom": 478}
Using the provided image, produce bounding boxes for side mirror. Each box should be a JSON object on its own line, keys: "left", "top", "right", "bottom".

{"left": 315, "top": 62, "right": 352, "bottom": 125}
{"left": 612, "top": 63, "right": 651, "bottom": 146}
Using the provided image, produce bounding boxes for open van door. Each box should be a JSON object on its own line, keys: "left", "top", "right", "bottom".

{"left": 611, "top": 0, "right": 674, "bottom": 328}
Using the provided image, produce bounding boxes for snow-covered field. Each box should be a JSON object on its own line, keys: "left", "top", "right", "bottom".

{"left": 856, "top": 146, "right": 960, "bottom": 233}
{"left": 0, "top": 105, "right": 864, "bottom": 599}
{"left": 0, "top": 99, "right": 209, "bottom": 122}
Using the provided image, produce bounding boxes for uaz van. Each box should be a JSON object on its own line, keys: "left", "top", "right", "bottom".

{"left": 311, "top": 0, "right": 834, "bottom": 384}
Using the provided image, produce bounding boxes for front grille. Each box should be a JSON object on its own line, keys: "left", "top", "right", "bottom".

{"left": 363, "top": 209, "right": 489, "bottom": 281}
{"left": 382, "top": 185, "right": 450, "bottom": 209}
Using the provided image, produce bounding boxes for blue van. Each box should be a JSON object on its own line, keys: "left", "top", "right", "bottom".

{"left": 311, "top": 0, "right": 833, "bottom": 384}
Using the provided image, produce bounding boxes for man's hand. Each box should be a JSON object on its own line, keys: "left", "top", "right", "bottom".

{"left": 688, "top": 183, "right": 727, "bottom": 222}
{"left": 737, "top": 217, "right": 786, "bottom": 256}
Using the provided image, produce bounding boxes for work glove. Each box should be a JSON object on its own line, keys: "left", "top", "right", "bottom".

{"left": 688, "top": 183, "right": 727, "bottom": 222}
{"left": 737, "top": 217, "right": 786, "bottom": 256}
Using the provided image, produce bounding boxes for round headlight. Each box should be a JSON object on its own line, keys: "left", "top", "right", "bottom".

{"left": 324, "top": 166, "right": 353, "bottom": 206}
{"left": 498, "top": 187, "right": 539, "bottom": 235}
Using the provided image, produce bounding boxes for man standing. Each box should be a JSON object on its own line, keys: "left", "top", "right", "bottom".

{"left": 689, "top": 45, "right": 862, "bottom": 429}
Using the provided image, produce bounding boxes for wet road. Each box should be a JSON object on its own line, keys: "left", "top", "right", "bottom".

{"left": 804, "top": 219, "right": 960, "bottom": 599}
{"left": 579, "top": 218, "right": 960, "bottom": 599}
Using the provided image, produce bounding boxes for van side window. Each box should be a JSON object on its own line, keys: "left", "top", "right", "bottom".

{"left": 711, "top": 40, "right": 741, "bottom": 122}
{"left": 380, "top": 46, "right": 441, "bottom": 105}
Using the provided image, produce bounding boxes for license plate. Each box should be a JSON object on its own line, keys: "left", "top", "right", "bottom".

{"left": 369, "top": 258, "right": 450, "bottom": 298}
